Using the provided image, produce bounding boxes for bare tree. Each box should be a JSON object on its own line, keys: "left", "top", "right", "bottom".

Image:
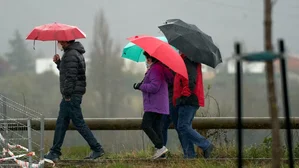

{"left": 88, "top": 10, "right": 126, "bottom": 117}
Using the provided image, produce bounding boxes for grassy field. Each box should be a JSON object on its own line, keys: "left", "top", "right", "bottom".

{"left": 58, "top": 160, "right": 294, "bottom": 168}
{"left": 49, "top": 137, "right": 299, "bottom": 168}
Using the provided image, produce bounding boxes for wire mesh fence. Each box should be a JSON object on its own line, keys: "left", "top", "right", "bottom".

{"left": 0, "top": 94, "right": 53, "bottom": 168}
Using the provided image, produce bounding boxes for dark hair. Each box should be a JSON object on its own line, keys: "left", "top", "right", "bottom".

{"left": 143, "top": 51, "right": 150, "bottom": 57}
{"left": 67, "top": 40, "right": 75, "bottom": 44}
{"left": 143, "top": 51, "right": 158, "bottom": 62}
{"left": 58, "top": 40, "right": 75, "bottom": 44}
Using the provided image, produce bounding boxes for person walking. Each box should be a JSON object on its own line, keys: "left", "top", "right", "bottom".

{"left": 44, "top": 40, "right": 104, "bottom": 161}
{"left": 172, "top": 52, "right": 214, "bottom": 158}
{"left": 133, "top": 51, "right": 170, "bottom": 159}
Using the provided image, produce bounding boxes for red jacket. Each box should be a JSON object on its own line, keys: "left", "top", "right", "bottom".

{"left": 173, "top": 58, "right": 205, "bottom": 107}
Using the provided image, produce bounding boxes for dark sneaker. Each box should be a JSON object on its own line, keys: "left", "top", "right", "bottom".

{"left": 203, "top": 144, "right": 214, "bottom": 158}
{"left": 84, "top": 149, "right": 105, "bottom": 160}
{"left": 44, "top": 152, "right": 60, "bottom": 162}
{"left": 158, "top": 153, "right": 167, "bottom": 159}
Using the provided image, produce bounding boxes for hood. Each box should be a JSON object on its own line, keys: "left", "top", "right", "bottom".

{"left": 155, "top": 62, "right": 174, "bottom": 85}
{"left": 164, "top": 67, "right": 174, "bottom": 85}
{"left": 65, "top": 41, "right": 86, "bottom": 54}
{"left": 180, "top": 53, "right": 186, "bottom": 58}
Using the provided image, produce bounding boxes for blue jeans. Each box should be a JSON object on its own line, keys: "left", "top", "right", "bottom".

{"left": 50, "top": 96, "right": 102, "bottom": 155}
{"left": 162, "top": 103, "right": 197, "bottom": 158}
{"left": 177, "top": 105, "right": 211, "bottom": 157}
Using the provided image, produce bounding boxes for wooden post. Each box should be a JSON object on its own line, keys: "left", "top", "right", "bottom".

{"left": 264, "top": 0, "right": 281, "bottom": 167}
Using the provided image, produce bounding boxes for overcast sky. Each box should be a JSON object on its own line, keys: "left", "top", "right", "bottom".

{"left": 1, "top": 0, "right": 298, "bottom": 60}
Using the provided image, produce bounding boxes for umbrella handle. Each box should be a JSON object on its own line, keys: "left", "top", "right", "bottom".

{"left": 54, "top": 41, "right": 57, "bottom": 55}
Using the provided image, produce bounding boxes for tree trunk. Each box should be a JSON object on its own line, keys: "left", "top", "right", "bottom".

{"left": 264, "top": 0, "right": 281, "bottom": 167}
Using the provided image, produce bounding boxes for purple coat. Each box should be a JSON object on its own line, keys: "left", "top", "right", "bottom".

{"left": 139, "top": 62, "right": 170, "bottom": 115}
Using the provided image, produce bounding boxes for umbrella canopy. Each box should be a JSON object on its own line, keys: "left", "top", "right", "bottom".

{"left": 242, "top": 51, "right": 280, "bottom": 62}
{"left": 127, "top": 35, "right": 188, "bottom": 79}
{"left": 122, "top": 36, "right": 178, "bottom": 62}
{"left": 158, "top": 19, "right": 222, "bottom": 68}
{"left": 122, "top": 36, "right": 169, "bottom": 62}
{"left": 26, "top": 22, "right": 86, "bottom": 41}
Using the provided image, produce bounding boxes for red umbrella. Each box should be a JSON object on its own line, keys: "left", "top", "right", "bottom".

{"left": 26, "top": 22, "right": 86, "bottom": 54}
{"left": 26, "top": 22, "right": 86, "bottom": 41}
{"left": 127, "top": 35, "right": 188, "bottom": 79}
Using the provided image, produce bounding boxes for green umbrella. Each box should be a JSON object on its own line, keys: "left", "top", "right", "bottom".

{"left": 122, "top": 36, "right": 177, "bottom": 62}
{"left": 242, "top": 51, "right": 280, "bottom": 62}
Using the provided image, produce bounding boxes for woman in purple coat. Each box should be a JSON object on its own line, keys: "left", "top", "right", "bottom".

{"left": 133, "top": 51, "right": 170, "bottom": 159}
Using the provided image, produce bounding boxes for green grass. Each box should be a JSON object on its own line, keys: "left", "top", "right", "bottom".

{"left": 56, "top": 138, "right": 280, "bottom": 160}
{"left": 43, "top": 137, "right": 299, "bottom": 167}
{"left": 51, "top": 139, "right": 299, "bottom": 168}
{"left": 58, "top": 159, "right": 295, "bottom": 168}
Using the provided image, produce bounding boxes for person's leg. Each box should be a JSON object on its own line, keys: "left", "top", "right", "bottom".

{"left": 153, "top": 114, "right": 164, "bottom": 147}
{"left": 173, "top": 105, "right": 196, "bottom": 158}
{"left": 49, "top": 99, "right": 70, "bottom": 156}
{"left": 145, "top": 112, "right": 168, "bottom": 159}
{"left": 177, "top": 105, "right": 211, "bottom": 154}
{"left": 158, "top": 113, "right": 171, "bottom": 159}
{"left": 181, "top": 106, "right": 198, "bottom": 159}
{"left": 141, "top": 112, "right": 164, "bottom": 149}
{"left": 169, "top": 103, "right": 179, "bottom": 135}
{"left": 69, "top": 96, "right": 103, "bottom": 156}
{"left": 161, "top": 114, "right": 171, "bottom": 146}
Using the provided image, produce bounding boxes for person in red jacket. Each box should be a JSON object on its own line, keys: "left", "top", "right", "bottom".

{"left": 172, "top": 52, "right": 214, "bottom": 158}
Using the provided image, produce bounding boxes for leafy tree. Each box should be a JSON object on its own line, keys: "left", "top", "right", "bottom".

{"left": 5, "top": 30, "right": 35, "bottom": 73}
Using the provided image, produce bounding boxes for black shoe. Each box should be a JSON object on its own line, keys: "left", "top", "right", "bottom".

{"left": 44, "top": 152, "right": 60, "bottom": 162}
{"left": 203, "top": 144, "right": 214, "bottom": 158}
{"left": 84, "top": 149, "right": 105, "bottom": 160}
{"left": 158, "top": 153, "right": 167, "bottom": 159}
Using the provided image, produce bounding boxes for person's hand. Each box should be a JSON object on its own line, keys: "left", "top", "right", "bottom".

{"left": 133, "top": 82, "right": 142, "bottom": 90}
{"left": 65, "top": 98, "right": 71, "bottom": 101}
{"left": 53, "top": 54, "right": 60, "bottom": 63}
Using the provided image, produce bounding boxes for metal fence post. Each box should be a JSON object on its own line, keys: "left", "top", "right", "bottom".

{"left": 235, "top": 42, "right": 243, "bottom": 168}
{"left": 278, "top": 39, "right": 294, "bottom": 168}
{"left": 2, "top": 96, "right": 8, "bottom": 157}
{"left": 0, "top": 95, "right": 50, "bottom": 167}
{"left": 27, "top": 118, "right": 33, "bottom": 168}
{"left": 40, "top": 116, "right": 45, "bottom": 168}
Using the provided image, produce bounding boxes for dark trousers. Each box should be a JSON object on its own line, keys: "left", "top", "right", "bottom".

{"left": 161, "top": 114, "right": 172, "bottom": 146}
{"left": 177, "top": 105, "right": 210, "bottom": 158}
{"left": 161, "top": 103, "right": 176, "bottom": 146}
{"left": 162, "top": 103, "right": 182, "bottom": 146}
{"left": 162, "top": 103, "right": 197, "bottom": 158}
{"left": 141, "top": 112, "right": 164, "bottom": 149}
{"left": 50, "top": 96, "right": 102, "bottom": 155}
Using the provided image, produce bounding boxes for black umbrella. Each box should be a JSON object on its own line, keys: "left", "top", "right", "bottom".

{"left": 158, "top": 19, "right": 222, "bottom": 68}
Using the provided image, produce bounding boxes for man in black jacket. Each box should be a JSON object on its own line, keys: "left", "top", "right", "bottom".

{"left": 44, "top": 40, "right": 104, "bottom": 161}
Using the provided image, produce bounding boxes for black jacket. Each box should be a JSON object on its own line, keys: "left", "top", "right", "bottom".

{"left": 167, "top": 70, "right": 175, "bottom": 104}
{"left": 56, "top": 42, "right": 86, "bottom": 99}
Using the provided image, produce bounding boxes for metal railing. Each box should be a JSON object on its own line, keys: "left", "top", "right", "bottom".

{"left": 0, "top": 94, "right": 47, "bottom": 168}
{"left": 1, "top": 117, "right": 298, "bottom": 130}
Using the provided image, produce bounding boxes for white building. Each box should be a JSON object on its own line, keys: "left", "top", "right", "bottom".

{"left": 217, "top": 58, "right": 265, "bottom": 74}
{"left": 35, "top": 58, "right": 90, "bottom": 76}
{"left": 35, "top": 58, "right": 59, "bottom": 75}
